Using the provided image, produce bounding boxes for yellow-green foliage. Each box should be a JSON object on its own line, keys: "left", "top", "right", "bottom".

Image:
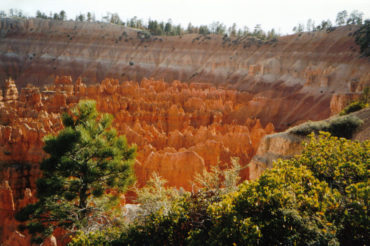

{"left": 299, "top": 132, "right": 368, "bottom": 191}
{"left": 70, "top": 132, "right": 369, "bottom": 245}
{"left": 340, "top": 101, "right": 368, "bottom": 115}
{"left": 69, "top": 228, "right": 121, "bottom": 246}
{"left": 207, "top": 132, "right": 368, "bottom": 245}
{"left": 340, "top": 87, "right": 369, "bottom": 115}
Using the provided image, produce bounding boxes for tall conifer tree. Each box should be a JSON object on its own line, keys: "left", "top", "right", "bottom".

{"left": 16, "top": 100, "right": 136, "bottom": 243}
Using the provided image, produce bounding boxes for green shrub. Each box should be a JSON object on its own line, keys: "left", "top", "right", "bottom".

{"left": 69, "top": 228, "right": 121, "bottom": 246}
{"left": 340, "top": 101, "right": 368, "bottom": 115}
{"left": 290, "top": 132, "right": 369, "bottom": 244}
{"left": 327, "top": 115, "right": 363, "bottom": 138}
{"left": 289, "top": 120, "right": 328, "bottom": 135}
{"left": 206, "top": 132, "right": 369, "bottom": 246}
{"left": 134, "top": 172, "right": 184, "bottom": 221}
{"left": 340, "top": 87, "right": 369, "bottom": 115}
{"left": 289, "top": 115, "right": 363, "bottom": 138}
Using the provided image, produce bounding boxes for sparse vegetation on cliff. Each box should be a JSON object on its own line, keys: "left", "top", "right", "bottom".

{"left": 70, "top": 132, "right": 369, "bottom": 246}
{"left": 0, "top": 8, "right": 279, "bottom": 40}
{"left": 15, "top": 100, "right": 136, "bottom": 244}
{"left": 292, "top": 9, "right": 366, "bottom": 33}
{"left": 289, "top": 115, "right": 363, "bottom": 139}
{"left": 340, "top": 87, "right": 370, "bottom": 115}
{"left": 340, "top": 101, "right": 368, "bottom": 115}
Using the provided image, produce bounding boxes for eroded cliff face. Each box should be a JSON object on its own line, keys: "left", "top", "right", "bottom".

{"left": 1, "top": 18, "right": 369, "bottom": 129}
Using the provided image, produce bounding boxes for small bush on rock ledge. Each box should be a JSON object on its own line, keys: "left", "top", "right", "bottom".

{"left": 340, "top": 87, "right": 369, "bottom": 115}
{"left": 289, "top": 115, "right": 363, "bottom": 138}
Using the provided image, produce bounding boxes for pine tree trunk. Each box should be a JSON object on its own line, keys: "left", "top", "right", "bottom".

{"left": 79, "top": 182, "right": 88, "bottom": 219}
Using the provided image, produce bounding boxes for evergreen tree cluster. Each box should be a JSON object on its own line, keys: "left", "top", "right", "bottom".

{"left": 1, "top": 8, "right": 367, "bottom": 39}
{"left": 0, "top": 8, "right": 279, "bottom": 40}
{"left": 354, "top": 20, "right": 370, "bottom": 56}
{"left": 292, "top": 9, "right": 366, "bottom": 33}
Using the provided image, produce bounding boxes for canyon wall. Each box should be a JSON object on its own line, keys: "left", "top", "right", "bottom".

{"left": 1, "top": 18, "right": 369, "bottom": 129}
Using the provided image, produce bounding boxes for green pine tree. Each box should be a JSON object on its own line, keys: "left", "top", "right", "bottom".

{"left": 16, "top": 100, "right": 136, "bottom": 244}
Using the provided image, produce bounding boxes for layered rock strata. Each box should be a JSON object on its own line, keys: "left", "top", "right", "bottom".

{"left": 1, "top": 19, "right": 369, "bottom": 129}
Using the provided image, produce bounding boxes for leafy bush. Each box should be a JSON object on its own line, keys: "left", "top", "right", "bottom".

{"left": 340, "top": 101, "right": 368, "bottom": 115}
{"left": 203, "top": 133, "right": 367, "bottom": 245}
{"left": 134, "top": 172, "right": 184, "bottom": 221}
{"left": 289, "top": 115, "right": 363, "bottom": 138}
{"left": 326, "top": 115, "right": 363, "bottom": 138}
{"left": 70, "top": 133, "right": 369, "bottom": 246}
{"left": 340, "top": 87, "right": 369, "bottom": 115}
{"left": 69, "top": 228, "right": 121, "bottom": 246}
{"left": 288, "top": 132, "right": 369, "bottom": 244}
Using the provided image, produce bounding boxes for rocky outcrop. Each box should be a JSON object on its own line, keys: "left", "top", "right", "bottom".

{"left": 4, "top": 78, "right": 18, "bottom": 102}
{"left": 41, "top": 235, "right": 57, "bottom": 246}
{"left": 248, "top": 107, "right": 370, "bottom": 180}
{"left": 0, "top": 181, "right": 35, "bottom": 244}
{"left": 139, "top": 150, "right": 206, "bottom": 190}
{"left": 0, "top": 19, "right": 367, "bottom": 92}
{"left": 247, "top": 133, "right": 306, "bottom": 180}
{"left": 330, "top": 93, "right": 361, "bottom": 115}
{"left": 0, "top": 181, "right": 17, "bottom": 243}
{"left": 0, "top": 182, "right": 56, "bottom": 245}
{"left": 3, "top": 231, "right": 29, "bottom": 246}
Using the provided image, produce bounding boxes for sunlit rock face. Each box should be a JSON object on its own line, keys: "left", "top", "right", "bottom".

{"left": 0, "top": 181, "right": 35, "bottom": 244}
{"left": 0, "top": 77, "right": 273, "bottom": 186}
